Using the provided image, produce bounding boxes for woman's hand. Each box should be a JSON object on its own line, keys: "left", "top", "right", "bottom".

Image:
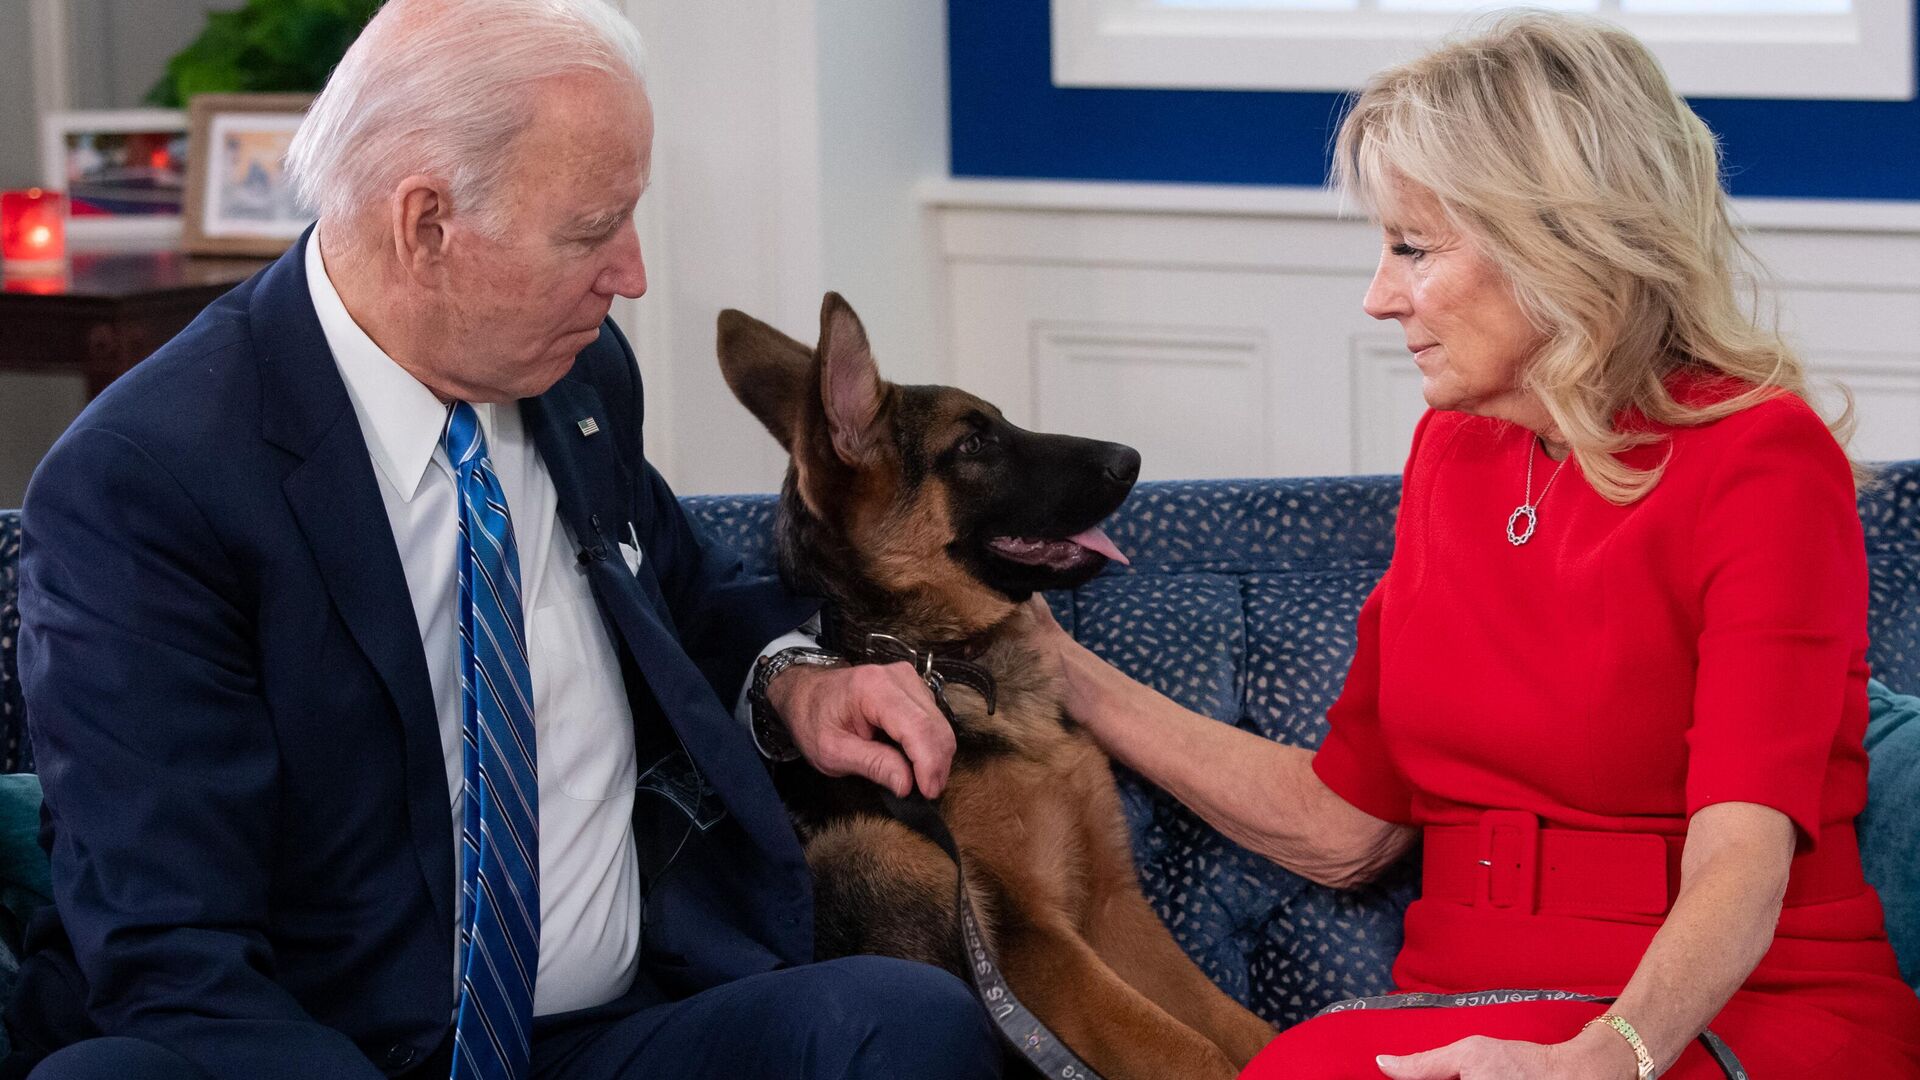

{"left": 1014, "top": 595, "right": 1111, "bottom": 722}
{"left": 1011, "top": 596, "right": 1070, "bottom": 683}
{"left": 1013, "top": 597, "right": 1414, "bottom": 886}
{"left": 1376, "top": 1026, "right": 1638, "bottom": 1080}
{"left": 1016, "top": 592, "right": 1070, "bottom": 644}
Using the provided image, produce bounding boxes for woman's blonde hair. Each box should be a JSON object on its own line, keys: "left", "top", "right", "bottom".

{"left": 1332, "top": 10, "right": 1860, "bottom": 503}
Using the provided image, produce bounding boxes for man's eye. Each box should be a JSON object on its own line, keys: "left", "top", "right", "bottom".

{"left": 573, "top": 221, "right": 622, "bottom": 246}
{"left": 958, "top": 433, "right": 985, "bottom": 456}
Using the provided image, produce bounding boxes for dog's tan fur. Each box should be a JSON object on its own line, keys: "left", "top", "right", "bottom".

{"left": 718, "top": 293, "right": 1274, "bottom": 1080}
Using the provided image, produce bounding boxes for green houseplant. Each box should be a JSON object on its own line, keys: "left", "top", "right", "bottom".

{"left": 147, "top": 0, "right": 381, "bottom": 107}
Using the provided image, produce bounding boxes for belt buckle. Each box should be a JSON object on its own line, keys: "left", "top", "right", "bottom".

{"left": 1474, "top": 810, "right": 1540, "bottom": 914}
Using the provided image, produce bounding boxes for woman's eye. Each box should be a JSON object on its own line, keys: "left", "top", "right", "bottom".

{"left": 958, "top": 433, "right": 985, "bottom": 456}
{"left": 1390, "top": 242, "right": 1427, "bottom": 261}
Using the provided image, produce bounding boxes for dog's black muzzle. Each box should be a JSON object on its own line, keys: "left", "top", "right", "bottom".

{"left": 991, "top": 431, "right": 1139, "bottom": 537}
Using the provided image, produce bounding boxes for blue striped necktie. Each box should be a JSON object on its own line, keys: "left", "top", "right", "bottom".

{"left": 444, "top": 402, "right": 539, "bottom": 1080}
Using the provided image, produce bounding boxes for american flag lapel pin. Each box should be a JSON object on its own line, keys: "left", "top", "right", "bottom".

{"left": 577, "top": 417, "right": 601, "bottom": 437}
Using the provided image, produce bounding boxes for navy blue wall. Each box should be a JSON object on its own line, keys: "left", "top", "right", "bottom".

{"left": 949, "top": 2, "right": 1920, "bottom": 200}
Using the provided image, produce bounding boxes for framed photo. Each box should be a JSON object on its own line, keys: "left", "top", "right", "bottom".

{"left": 40, "top": 109, "right": 190, "bottom": 248}
{"left": 183, "top": 94, "right": 317, "bottom": 258}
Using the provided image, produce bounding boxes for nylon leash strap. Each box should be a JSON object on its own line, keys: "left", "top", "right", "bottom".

{"left": 878, "top": 792, "right": 1103, "bottom": 1080}
{"left": 1316, "top": 988, "right": 1747, "bottom": 1078}
{"left": 857, "top": 626, "right": 1101, "bottom": 1077}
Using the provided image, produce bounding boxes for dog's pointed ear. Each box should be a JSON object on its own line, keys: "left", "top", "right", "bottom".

{"left": 818, "top": 292, "right": 883, "bottom": 467}
{"left": 717, "top": 308, "right": 813, "bottom": 450}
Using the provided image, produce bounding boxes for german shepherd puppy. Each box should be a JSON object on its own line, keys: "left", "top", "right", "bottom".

{"left": 716, "top": 293, "right": 1275, "bottom": 1080}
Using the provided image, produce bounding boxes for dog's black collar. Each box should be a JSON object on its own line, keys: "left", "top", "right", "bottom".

{"left": 820, "top": 607, "right": 998, "bottom": 716}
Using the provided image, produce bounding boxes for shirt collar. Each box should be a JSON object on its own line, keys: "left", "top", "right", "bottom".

{"left": 305, "top": 227, "right": 451, "bottom": 502}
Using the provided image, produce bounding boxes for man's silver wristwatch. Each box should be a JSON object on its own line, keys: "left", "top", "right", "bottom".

{"left": 748, "top": 646, "right": 844, "bottom": 762}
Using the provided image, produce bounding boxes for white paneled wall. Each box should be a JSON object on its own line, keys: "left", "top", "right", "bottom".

{"left": 618, "top": 0, "right": 948, "bottom": 495}
{"left": 1033, "top": 320, "right": 1275, "bottom": 479}
{"left": 928, "top": 179, "right": 1920, "bottom": 479}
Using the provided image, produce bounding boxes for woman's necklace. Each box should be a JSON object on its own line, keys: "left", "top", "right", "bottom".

{"left": 1506, "top": 436, "right": 1571, "bottom": 546}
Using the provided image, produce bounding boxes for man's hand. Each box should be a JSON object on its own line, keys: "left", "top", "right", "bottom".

{"left": 1375, "top": 1027, "right": 1640, "bottom": 1080}
{"left": 767, "top": 662, "right": 958, "bottom": 798}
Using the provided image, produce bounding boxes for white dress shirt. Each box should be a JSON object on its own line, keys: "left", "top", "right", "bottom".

{"left": 308, "top": 233, "right": 649, "bottom": 1016}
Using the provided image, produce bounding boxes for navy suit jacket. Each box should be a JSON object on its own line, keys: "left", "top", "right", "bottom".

{"left": 5, "top": 235, "right": 818, "bottom": 1078}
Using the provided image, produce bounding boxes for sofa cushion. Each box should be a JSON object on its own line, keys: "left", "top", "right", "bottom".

{"left": 0, "top": 511, "right": 26, "bottom": 774}
{"left": 1861, "top": 679, "right": 1920, "bottom": 994}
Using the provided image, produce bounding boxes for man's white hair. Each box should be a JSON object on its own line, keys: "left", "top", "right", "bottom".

{"left": 286, "top": 0, "right": 646, "bottom": 237}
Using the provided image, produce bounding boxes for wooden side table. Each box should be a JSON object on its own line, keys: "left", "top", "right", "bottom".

{"left": 0, "top": 250, "right": 275, "bottom": 398}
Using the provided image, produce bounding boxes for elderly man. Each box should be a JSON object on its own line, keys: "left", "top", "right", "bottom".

{"left": 2, "top": 2, "right": 999, "bottom": 1079}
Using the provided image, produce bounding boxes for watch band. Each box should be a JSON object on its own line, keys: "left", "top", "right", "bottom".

{"left": 748, "top": 646, "right": 844, "bottom": 762}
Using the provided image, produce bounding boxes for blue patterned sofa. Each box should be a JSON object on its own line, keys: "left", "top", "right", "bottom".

{"left": 683, "top": 462, "right": 1920, "bottom": 1024}
{"left": 1, "top": 463, "right": 1917, "bottom": 1033}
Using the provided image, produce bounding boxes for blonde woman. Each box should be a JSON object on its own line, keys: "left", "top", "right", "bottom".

{"left": 1025, "top": 13, "right": 1920, "bottom": 1079}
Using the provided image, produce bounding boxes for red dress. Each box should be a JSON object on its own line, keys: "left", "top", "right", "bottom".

{"left": 1241, "top": 380, "right": 1920, "bottom": 1078}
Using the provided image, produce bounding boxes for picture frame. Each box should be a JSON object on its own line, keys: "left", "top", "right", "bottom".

{"left": 182, "top": 93, "right": 317, "bottom": 258}
{"left": 39, "top": 109, "right": 190, "bottom": 249}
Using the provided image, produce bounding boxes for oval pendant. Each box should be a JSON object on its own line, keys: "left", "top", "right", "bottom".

{"left": 1506, "top": 504, "right": 1538, "bottom": 546}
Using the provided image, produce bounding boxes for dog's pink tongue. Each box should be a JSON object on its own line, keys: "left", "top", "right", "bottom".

{"left": 1068, "top": 526, "right": 1129, "bottom": 566}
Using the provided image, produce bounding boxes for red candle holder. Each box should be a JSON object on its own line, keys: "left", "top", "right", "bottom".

{"left": 1, "top": 188, "right": 68, "bottom": 275}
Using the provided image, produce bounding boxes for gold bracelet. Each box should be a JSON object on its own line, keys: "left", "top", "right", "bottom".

{"left": 1583, "top": 1013, "right": 1655, "bottom": 1079}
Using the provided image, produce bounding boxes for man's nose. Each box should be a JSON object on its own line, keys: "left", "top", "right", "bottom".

{"left": 598, "top": 226, "right": 647, "bottom": 299}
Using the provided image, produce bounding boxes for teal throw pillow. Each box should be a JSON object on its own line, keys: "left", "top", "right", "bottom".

{"left": 0, "top": 772, "right": 48, "bottom": 938}
{"left": 1861, "top": 679, "right": 1920, "bottom": 995}
{"left": 0, "top": 771, "right": 48, "bottom": 1033}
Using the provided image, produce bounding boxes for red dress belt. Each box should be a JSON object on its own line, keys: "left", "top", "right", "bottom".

{"left": 1422, "top": 810, "right": 1864, "bottom": 917}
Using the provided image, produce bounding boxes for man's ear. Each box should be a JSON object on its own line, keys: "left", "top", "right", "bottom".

{"left": 392, "top": 174, "right": 454, "bottom": 280}
{"left": 817, "top": 292, "right": 883, "bottom": 467}
{"left": 716, "top": 309, "right": 813, "bottom": 450}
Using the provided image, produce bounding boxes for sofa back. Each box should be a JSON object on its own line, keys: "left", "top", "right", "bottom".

{"left": 2, "top": 461, "right": 1916, "bottom": 1025}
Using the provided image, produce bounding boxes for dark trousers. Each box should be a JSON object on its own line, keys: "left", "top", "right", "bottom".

{"left": 25, "top": 1039, "right": 208, "bottom": 1080}
{"left": 27, "top": 956, "right": 1003, "bottom": 1080}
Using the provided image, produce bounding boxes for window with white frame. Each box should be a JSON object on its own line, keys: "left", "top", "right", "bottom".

{"left": 1052, "top": 0, "right": 1914, "bottom": 100}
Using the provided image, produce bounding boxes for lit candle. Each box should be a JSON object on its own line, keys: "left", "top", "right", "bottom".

{"left": 1, "top": 188, "right": 68, "bottom": 274}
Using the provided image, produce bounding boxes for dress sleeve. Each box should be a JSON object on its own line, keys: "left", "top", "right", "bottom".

{"left": 1309, "top": 409, "right": 1439, "bottom": 825}
{"left": 1312, "top": 576, "right": 1414, "bottom": 823}
{"left": 1685, "top": 397, "right": 1865, "bottom": 847}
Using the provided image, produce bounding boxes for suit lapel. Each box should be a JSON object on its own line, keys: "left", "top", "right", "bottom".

{"left": 255, "top": 232, "right": 454, "bottom": 936}
{"left": 523, "top": 380, "right": 803, "bottom": 860}
{"left": 522, "top": 377, "right": 626, "bottom": 562}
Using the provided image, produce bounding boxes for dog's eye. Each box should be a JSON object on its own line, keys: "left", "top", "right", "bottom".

{"left": 957, "top": 433, "right": 986, "bottom": 456}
